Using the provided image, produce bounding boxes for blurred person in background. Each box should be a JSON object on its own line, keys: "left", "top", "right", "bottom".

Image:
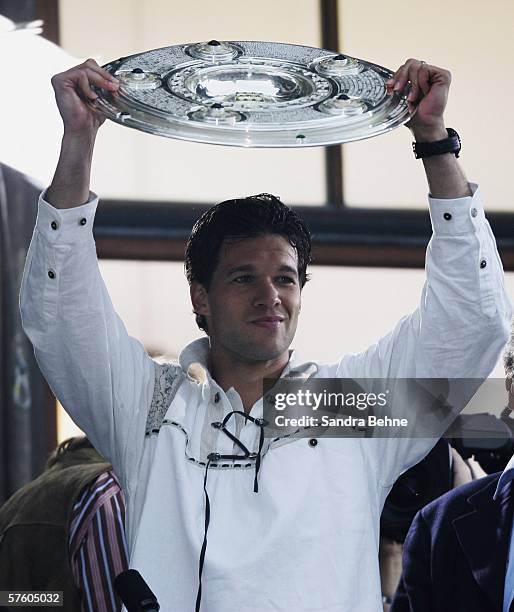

{"left": 390, "top": 329, "right": 514, "bottom": 612}
{"left": 0, "top": 437, "right": 128, "bottom": 612}
{"left": 379, "top": 441, "right": 487, "bottom": 610}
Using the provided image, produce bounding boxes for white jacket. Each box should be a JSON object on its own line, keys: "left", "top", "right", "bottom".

{"left": 20, "top": 186, "right": 511, "bottom": 611}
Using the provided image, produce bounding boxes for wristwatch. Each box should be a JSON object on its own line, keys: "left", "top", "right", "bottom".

{"left": 412, "top": 128, "right": 461, "bottom": 159}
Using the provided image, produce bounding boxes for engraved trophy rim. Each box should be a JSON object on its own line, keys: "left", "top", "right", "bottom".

{"left": 93, "top": 40, "right": 413, "bottom": 148}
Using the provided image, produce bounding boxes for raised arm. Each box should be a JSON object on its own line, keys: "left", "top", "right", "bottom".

{"left": 20, "top": 62, "right": 154, "bottom": 491}
{"left": 339, "top": 60, "right": 512, "bottom": 486}
{"left": 367, "top": 58, "right": 511, "bottom": 382}
{"left": 47, "top": 59, "right": 118, "bottom": 208}
{"left": 345, "top": 58, "right": 512, "bottom": 384}
{"left": 387, "top": 58, "right": 471, "bottom": 199}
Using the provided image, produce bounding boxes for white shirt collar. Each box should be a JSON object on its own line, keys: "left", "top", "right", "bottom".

{"left": 493, "top": 453, "right": 514, "bottom": 500}
{"left": 177, "top": 336, "right": 312, "bottom": 386}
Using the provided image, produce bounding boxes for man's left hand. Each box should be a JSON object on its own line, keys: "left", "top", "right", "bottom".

{"left": 386, "top": 59, "right": 451, "bottom": 140}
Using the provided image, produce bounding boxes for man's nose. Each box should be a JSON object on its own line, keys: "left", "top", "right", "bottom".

{"left": 253, "top": 279, "right": 281, "bottom": 308}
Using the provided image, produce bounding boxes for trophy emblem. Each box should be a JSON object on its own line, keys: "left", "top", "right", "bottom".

{"left": 93, "top": 40, "right": 412, "bottom": 147}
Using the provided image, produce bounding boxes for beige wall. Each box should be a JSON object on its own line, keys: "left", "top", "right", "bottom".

{"left": 0, "top": 26, "right": 78, "bottom": 185}
{"left": 340, "top": 0, "right": 514, "bottom": 209}
{"left": 58, "top": 0, "right": 326, "bottom": 205}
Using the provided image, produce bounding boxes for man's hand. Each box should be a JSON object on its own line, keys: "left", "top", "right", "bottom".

{"left": 386, "top": 59, "right": 451, "bottom": 141}
{"left": 386, "top": 58, "right": 470, "bottom": 198}
{"left": 379, "top": 537, "right": 403, "bottom": 611}
{"left": 51, "top": 59, "right": 119, "bottom": 136}
{"left": 47, "top": 60, "right": 118, "bottom": 208}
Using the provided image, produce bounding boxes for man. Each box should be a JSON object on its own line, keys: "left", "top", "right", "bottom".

{"left": 390, "top": 465, "right": 514, "bottom": 612}
{"left": 379, "top": 441, "right": 488, "bottom": 611}
{"left": 20, "top": 57, "right": 511, "bottom": 611}
{"left": 390, "top": 330, "right": 514, "bottom": 612}
{"left": 0, "top": 437, "right": 128, "bottom": 612}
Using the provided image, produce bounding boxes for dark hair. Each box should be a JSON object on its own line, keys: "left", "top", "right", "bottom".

{"left": 504, "top": 317, "right": 514, "bottom": 377}
{"left": 185, "top": 193, "right": 312, "bottom": 333}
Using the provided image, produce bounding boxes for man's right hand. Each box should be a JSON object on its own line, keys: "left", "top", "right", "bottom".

{"left": 47, "top": 60, "right": 118, "bottom": 208}
{"left": 51, "top": 59, "right": 119, "bottom": 136}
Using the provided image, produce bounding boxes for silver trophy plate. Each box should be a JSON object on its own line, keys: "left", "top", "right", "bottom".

{"left": 94, "top": 40, "right": 412, "bottom": 147}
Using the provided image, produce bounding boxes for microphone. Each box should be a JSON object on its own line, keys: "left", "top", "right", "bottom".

{"left": 114, "top": 569, "right": 160, "bottom": 611}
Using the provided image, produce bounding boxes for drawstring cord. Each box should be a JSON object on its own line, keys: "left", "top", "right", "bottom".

{"left": 195, "top": 456, "right": 211, "bottom": 612}
{"left": 254, "top": 423, "right": 265, "bottom": 493}
{"left": 195, "top": 410, "right": 268, "bottom": 611}
{"left": 213, "top": 410, "right": 267, "bottom": 492}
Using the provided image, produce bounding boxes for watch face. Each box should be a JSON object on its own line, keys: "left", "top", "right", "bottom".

{"left": 93, "top": 40, "right": 413, "bottom": 148}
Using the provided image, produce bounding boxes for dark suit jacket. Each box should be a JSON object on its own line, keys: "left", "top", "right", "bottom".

{"left": 391, "top": 472, "right": 514, "bottom": 612}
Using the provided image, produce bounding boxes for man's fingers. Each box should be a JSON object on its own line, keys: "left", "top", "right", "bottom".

{"left": 417, "top": 64, "right": 431, "bottom": 96}
{"left": 386, "top": 59, "right": 431, "bottom": 101}
{"left": 407, "top": 80, "right": 419, "bottom": 103}
{"left": 77, "top": 71, "right": 100, "bottom": 101}
{"left": 52, "top": 64, "right": 119, "bottom": 100}
{"left": 82, "top": 58, "right": 118, "bottom": 84}
{"left": 386, "top": 61, "right": 411, "bottom": 95}
{"left": 406, "top": 62, "right": 424, "bottom": 103}
{"left": 408, "top": 61, "right": 436, "bottom": 102}
{"left": 81, "top": 67, "right": 119, "bottom": 96}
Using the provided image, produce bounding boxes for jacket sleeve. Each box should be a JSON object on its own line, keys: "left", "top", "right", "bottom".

{"left": 20, "top": 193, "right": 155, "bottom": 489}
{"left": 336, "top": 185, "right": 512, "bottom": 485}
{"left": 339, "top": 184, "right": 511, "bottom": 381}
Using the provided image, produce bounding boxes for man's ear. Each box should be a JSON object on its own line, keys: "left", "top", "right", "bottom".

{"left": 190, "top": 282, "right": 210, "bottom": 316}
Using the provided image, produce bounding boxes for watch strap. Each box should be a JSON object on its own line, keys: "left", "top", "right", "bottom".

{"left": 412, "top": 128, "right": 461, "bottom": 159}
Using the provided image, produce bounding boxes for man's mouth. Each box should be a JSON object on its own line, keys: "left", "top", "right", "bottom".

{"left": 250, "top": 316, "right": 285, "bottom": 330}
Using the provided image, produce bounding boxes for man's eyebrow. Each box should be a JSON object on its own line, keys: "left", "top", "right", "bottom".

{"left": 278, "top": 265, "right": 298, "bottom": 276}
{"left": 226, "top": 264, "right": 255, "bottom": 275}
{"left": 225, "top": 264, "right": 298, "bottom": 276}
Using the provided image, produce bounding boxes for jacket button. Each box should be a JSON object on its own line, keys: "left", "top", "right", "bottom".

{"left": 308, "top": 438, "right": 318, "bottom": 447}
{"left": 471, "top": 208, "right": 478, "bottom": 218}
{"left": 443, "top": 212, "right": 452, "bottom": 221}
{"left": 480, "top": 259, "right": 487, "bottom": 269}
{"left": 51, "top": 220, "right": 58, "bottom": 230}
{"left": 79, "top": 218, "right": 87, "bottom": 226}
{"left": 48, "top": 270, "right": 56, "bottom": 279}
{"left": 214, "top": 392, "right": 220, "bottom": 403}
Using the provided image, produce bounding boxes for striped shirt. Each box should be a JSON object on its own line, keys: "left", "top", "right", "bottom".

{"left": 69, "top": 471, "right": 128, "bottom": 612}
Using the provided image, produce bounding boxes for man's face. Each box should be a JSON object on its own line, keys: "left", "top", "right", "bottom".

{"left": 191, "top": 234, "right": 302, "bottom": 363}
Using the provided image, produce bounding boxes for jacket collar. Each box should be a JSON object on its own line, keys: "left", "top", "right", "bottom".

{"left": 452, "top": 475, "right": 514, "bottom": 610}
{"left": 177, "top": 337, "right": 314, "bottom": 387}
{"left": 178, "top": 337, "right": 210, "bottom": 383}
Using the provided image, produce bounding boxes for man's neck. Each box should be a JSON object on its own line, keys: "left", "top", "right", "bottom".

{"left": 209, "top": 348, "right": 290, "bottom": 414}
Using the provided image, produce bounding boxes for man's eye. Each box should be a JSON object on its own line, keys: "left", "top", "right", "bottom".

{"left": 233, "top": 275, "right": 253, "bottom": 284}
{"left": 277, "top": 276, "right": 296, "bottom": 284}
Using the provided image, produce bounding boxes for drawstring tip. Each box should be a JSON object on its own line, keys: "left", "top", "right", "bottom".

{"left": 253, "top": 425, "right": 265, "bottom": 494}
